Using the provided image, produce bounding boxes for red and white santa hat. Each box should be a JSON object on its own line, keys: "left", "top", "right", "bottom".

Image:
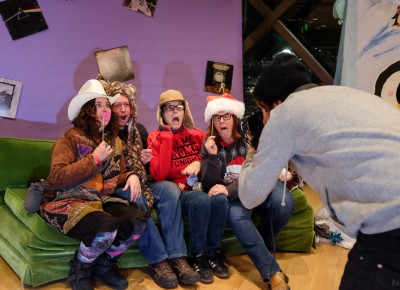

{"left": 204, "top": 93, "right": 245, "bottom": 122}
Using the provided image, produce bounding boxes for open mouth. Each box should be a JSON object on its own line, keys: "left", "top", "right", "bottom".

{"left": 172, "top": 117, "right": 180, "bottom": 123}
{"left": 119, "top": 115, "right": 128, "bottom": 121}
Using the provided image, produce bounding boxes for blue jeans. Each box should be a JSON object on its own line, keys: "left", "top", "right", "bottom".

{"left": 180, "top": 190, "right": 229, "bottom": 257}
{"left": 229, "top": 181, "right": 294, "bottom": 281}
{"left": 116, "top": 180, "right": 187, "bottom": 264}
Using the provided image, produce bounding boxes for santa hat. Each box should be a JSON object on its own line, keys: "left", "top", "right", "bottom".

{"left": 204, "top": 93, "right": 245, "bottom": 122}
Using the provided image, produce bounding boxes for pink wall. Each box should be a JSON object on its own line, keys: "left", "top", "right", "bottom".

{"left": 0, "top": 0, "right": 242, "bottom": 139}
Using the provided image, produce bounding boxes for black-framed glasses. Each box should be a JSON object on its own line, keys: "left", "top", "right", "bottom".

{"left": 163, "top": 104, "right": 185, "bottom": 112}
{"left": 213, "top": 113, "right": 232, "bottom": 122}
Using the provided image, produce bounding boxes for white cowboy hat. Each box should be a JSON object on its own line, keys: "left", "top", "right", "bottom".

{"left": 67, "top": 79, "right": 117, "bottom": 121}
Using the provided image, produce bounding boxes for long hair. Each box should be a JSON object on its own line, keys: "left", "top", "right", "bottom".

{"left": 205, "top": 114, "right": 243, "bottom": 144}
{"left": 72, "top": 99, "right": 119, "bottom": 143}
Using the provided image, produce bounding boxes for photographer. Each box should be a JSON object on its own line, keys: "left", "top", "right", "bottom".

{"left": 238, "top": 52, "right": 400, "bottom": 290}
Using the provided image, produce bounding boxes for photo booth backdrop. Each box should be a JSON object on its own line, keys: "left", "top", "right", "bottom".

{"left": 0, "top": 0, "right": 242, "bottom": 139}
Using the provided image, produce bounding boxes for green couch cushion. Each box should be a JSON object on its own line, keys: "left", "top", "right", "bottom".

{"left": 4, "top": 187, "right": 78, "bottom": 245}
{"left": 276, "top": 205, "right": 315, "bottom": 252}
{"left": 0, "top": 138, "right": 54, "bottom": 191}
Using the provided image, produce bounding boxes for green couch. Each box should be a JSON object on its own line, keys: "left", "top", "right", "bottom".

{"left": 0, "top": 137, "right": 315, "bottom": 286}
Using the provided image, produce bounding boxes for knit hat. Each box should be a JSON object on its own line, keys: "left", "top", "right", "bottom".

{"left": 253, "top": 53, "right": 311, "bottom": 107}
{"left": 204, "top": 93, "right": 245, "bottom": 122}
{"left": 98, "top": 78, "right": 138, "bottom": 125}
{"left": 157, "top": 89, "right": 194, "bottom": 129}
{"left": 68, "top": 79, "right": 117, "bottom": 121}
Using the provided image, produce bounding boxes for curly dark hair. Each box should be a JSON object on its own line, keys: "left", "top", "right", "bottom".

{"left": 72, "top": 99, "right": 119, "bottom": 143}
{"left": 205, "top": 114, "right": 243, "bottom": 144}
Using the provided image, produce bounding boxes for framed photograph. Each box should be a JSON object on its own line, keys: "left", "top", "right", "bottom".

{"left": 204, "top": 61, "right": 234, "bottom": 94}
{"left": 0, "top": 78, "right": 23, "bottom": 119}
{"left": 123, "top": 0, "right": 158, "bottom": 18}
{"left": 95, "top": 46, "right": 135, "bottom": 82}
{"left": 0, "top": 0, "right": 48, "bottom": 40}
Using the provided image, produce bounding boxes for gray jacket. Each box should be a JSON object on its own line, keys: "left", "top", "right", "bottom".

{"left": 239, "top": 85, "right": 400, "bottom": 238}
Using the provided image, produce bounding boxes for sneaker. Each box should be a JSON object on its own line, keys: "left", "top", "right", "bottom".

{"left": 266, "top": 272, "right": 290, "bottom": 290}
{"left": 191, "top": 254, "right": 213, "bottom": 284}
{"left": 208, "top": 250, "right": 230, "bottom": 278}
{"left": 169, "top": 257, "right": 200, "bottom": 285}
{"left": 148, "top": 260, "right": 178, "bottom": 289}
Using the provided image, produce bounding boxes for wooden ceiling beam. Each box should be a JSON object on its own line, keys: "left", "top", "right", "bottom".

{"left": 245, "top": 0, "right": 333, "bottom": 84}
{"left": 244, "top": 0, "right": 295, "bottom": 54}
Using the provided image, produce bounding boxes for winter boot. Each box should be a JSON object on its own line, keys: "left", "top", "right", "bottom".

{"left": 266, "top": 272, "right": 290, "bottom": 290}
{"left": 67, "top": 254, "right": 94, "bottom": 290}
{"left": 148, "top": 259, "right": 178, "bottom": 288}
{"left": 169, "top": 257, "right": 200, "bottom": 285}
{"left": 92, "top": 253, "right": 128, "bottom": 290}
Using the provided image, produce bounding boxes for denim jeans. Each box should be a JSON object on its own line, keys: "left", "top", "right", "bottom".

{"left": 180, "top": 190, "right": 229, "bottom": 257}
{"left": 116, "top": 180, "right": 187, "bottom": 264}
{"left": 228, "top": 181, "right": 294, "bottom": 281}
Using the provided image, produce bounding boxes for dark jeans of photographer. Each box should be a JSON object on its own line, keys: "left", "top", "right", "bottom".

{"left": 340, "top": 228, "right": 400, "bottom": 290}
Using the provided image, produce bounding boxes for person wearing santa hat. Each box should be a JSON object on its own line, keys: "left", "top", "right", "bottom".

{"left": 201, "top": 93, "right": 294, "bottom": 290}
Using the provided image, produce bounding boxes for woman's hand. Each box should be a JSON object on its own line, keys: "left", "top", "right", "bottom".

{"left": 123, "top": 174, "right": 142, "bottom": 202}
{"left": 204, "top": 136, "right": 218, "bottom": 155}
{"left": 181, "top": 160, "right": 201, "bottom": 176}
{"left": 140, "top": 148, "right": 153, "bottom": 165}
{"left": 208, "top": 184, "right": 228, "bottom": 197}
{"left": 92, "top": 141, "right": 113, "bottom": 161}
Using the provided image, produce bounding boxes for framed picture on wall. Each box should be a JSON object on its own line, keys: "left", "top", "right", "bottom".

{"left": 0, "top": 78, "right": 23, "bottom": 119}
{"left": 95, "top": 46, "right": 135, "bottom": 82}
{"left": 204, "top": 61, "right": 234, "bottom": 94}
{"left": 123, "top": 0, "right": 157, "bottom": 18}
{"left": 0, "top": 0, "right": 48, "bottom": 40}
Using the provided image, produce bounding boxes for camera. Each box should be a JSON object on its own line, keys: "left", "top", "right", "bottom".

{"left": 239, "top": 107, "right": 264, "bottom": 149}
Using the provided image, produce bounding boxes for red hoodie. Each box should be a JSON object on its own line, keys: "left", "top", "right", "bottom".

{"left": 148, "top": 126, "right": 206, "bottom": 190}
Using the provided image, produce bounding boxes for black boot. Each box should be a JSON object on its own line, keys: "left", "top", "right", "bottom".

{"left": 92, "top": 253, "right": 128, "bottom": 290}
{"left": 67, "top": 254, "right": 94, "bottom": 290}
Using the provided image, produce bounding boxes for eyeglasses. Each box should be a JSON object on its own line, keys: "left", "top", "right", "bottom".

{"left": 213, "top": 113, "right": 232, "bottom": 122}
{"left": 163, "top": 104, "right": 185, "bottom": 112}
{"left": 113, "top": 102, "right": 130, "bottom": 109}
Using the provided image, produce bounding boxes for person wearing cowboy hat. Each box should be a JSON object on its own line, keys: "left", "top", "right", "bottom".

{"left": 201, "top": 93, "right": 295, "bottom": 290}
{"left": 42, "top": 79, "right": 149, "bottom": 290}
{"left": 98, "top": 79, "right": 200, "bottom": 288}
{"left": 147, "top": 89, "right": 229, "bottom": 284}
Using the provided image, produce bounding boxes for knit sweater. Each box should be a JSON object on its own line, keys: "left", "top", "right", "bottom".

{"left": 148, "top": 126, "right": 205, "bottom": 190}
{"left": 239, "top": 85, "right": 400, "bottom": 238}
{"left": 201, "top": 138, "right": 247, "bottom": 200}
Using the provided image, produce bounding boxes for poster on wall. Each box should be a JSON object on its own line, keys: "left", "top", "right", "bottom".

{"left": 0, "top": 78, "right": 23, "bottom": 119}
{"left": 0, "top": 0, "right": 48, "bottom": 40}
{"left": 204, "top": 61, "right": 234, "bottom": 94}
{"left": 95, "top": 46, "right": 135, "bottom": 82}
{"left": 339, "top": 1, "right": 400, "bottom": 109}
{"left": 123, "top": 0, "right": 157, "bottom": 18}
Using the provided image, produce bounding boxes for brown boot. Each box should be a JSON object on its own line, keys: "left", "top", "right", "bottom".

{"left": 267, "top": 272, "right": 290, "bottom": 290}
{"left": 169, "top": 257, "right": 200, "bottom": 285}
{"left": 148, "top": 260, "right": 178, "bottom": 289}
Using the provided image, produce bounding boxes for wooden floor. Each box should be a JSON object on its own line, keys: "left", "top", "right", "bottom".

{"left": 0, "top": 185, "right": 350, "bottom": 290}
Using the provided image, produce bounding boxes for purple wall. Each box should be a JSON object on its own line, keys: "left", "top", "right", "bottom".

{"left": 0, "top": 0, "right": 242, "bottom": 139}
